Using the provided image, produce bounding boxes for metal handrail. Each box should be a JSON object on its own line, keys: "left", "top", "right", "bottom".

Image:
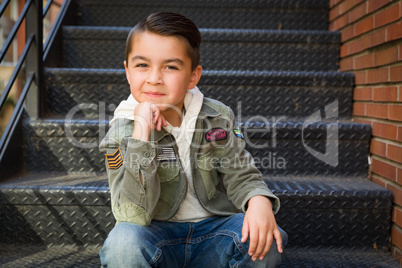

{"left": 0, "top": 0, "right": 61, "bottom": 165}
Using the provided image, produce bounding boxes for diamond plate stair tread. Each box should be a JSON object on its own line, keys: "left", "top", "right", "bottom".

{"left": 0, "top": 174, "right": 391, "bottom": 249}
{"left": 0, "top": 247, "right": 399, "bottom": 268}
{"left": 0, "top": 246, "right": 101, "bottom": 268}
{"left": 45, "top": 68, "right": 354, "bottom": 119}
{"left": 62, "top": 27, "right": 340, "bottom": 71}
{"left": 0, "top": 246, "right": 399, "bottom": 268}
{"left": 0, "top": 174, "right": 391, "bottom": 209}
{"left": 25, "top": 118, "right": 370, "bottom": 141}
{"left": 75, "top": 0, "right": 328, "bottom": 30}
{"left": 22, "top": 119, "right": 370, "bottom": 175}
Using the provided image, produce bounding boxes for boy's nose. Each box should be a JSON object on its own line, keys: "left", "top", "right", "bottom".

{"left": 146, "top": 68, "right": 163, "bottom": 85}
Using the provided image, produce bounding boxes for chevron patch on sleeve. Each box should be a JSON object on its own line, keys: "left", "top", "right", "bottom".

{"left": 105, "top": 148, "right": 124, "bottom": 169}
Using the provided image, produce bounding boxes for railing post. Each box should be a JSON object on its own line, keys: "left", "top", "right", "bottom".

{"left": 25, "top": 0, "right": 43, "bottom": 119}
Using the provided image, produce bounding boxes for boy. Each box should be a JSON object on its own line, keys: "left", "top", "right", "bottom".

{"left": 99, "top": 12, "right": 287, "bottom": 267}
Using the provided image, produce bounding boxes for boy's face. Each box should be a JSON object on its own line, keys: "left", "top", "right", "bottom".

{"left": 124, "top": 31, "right": 202, "bottom": 114}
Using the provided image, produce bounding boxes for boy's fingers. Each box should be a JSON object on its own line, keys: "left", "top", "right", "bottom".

{"left": 241, "top": 219, "right": 249, "bottom": 243}
{"left": 253, "top": 231, "right": 267, "bottom": 261}
{"left": 248, "top": 228, "right": 258, "bottom": 258}
{"left": 274, "top": 228, "right": 283, "bottom": 253}
{"left": 260, "top": 234, "right": 273, "bottom": 260}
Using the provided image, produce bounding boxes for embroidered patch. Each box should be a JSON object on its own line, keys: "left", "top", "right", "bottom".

{"left": 105, "top": 148, "right": 124, "bottom": 169}
{"left": 157, "top": 146, "right": 177, "bottom": 161}
{"left": 205, "top": 128, "right": 227, "bottom": 142}
{"left": 234, "top": 129, "right": 244, "bottom": 140}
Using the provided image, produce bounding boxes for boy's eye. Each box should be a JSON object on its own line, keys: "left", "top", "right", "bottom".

{"left": 165, "top": 65, "right": 178, "bottom": 70}
{"left": 135, "top": 63, "right": 148, "bottom": 68}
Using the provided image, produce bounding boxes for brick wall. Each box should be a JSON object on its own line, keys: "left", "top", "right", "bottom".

{"left": 329, "top": 0, "right": 402, "bottom": 259}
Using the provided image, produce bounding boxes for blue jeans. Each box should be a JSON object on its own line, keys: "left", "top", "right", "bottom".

{"left": 99, "top": 213, "right": 287, "bottom": 268}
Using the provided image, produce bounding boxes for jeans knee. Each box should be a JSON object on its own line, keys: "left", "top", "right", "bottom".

{"left": 100, "top": 222, "right": 158, "bottom": 267}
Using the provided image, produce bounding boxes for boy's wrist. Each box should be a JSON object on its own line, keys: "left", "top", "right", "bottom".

{"left": 132, "top": 124, "right": 151, "bottom": 141}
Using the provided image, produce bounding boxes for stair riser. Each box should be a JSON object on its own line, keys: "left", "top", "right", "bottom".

{"left": 75, "top": 0, "right": 329, "bottom": 30}
{"left": 45, "top": 71, "right": 353, "bottom": 119}
{"left": 62, "top": 29, "right": 340, "bottom": 71}
{"left": 0, "top": 182, "right": 391, "bottom": 249}
{"left": 23, "top": 132, "right": 369, "bottom": 177}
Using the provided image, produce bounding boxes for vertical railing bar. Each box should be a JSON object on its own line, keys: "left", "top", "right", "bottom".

{"left": 0, "top": 0, "right": 33, "bottom": 63}
{"left": 43, "top": 0, "right": 53, "bottom": 17}
{"left": 0, "top": 0, "right": 11, "bottom": 18}
{"left": 0, "top": 35, "right": 34, "bottom": 111}
{"left": 0, "top": 73, "right": 35, "bottom": 159}
{"left": 43, "top": 0, "right": 70, "bottom": 60}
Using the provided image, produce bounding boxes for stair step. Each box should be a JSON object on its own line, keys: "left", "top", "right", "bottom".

{"left": 75, "top": 0, "right": 329, "bottom": 30}
{"left": 23, "top": 119, "right": 370, "bottom": 177}
{"left": 0, "top": 246, "right": 399, "bottom": 267}
{"left": 62, "top": 27, "right": 340, "bottom": 71}
{"left": 0, "top": 246, "right": 101, "bottom": 268}
{"left": 0, "top": 174, "right": 391, "bottom": 249}
{"left": 45, "top": 68, "right": 354, "bottom": 119}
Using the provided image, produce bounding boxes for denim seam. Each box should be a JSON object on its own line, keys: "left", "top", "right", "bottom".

{"left": 184, "top": 223, "right": 194, "bottom": 267}
{"left": 189, "top": 230, "right": 247, "bottom": 256}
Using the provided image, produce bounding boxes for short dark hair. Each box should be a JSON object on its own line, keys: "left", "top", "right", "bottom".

{"left": 125, "top": 12, "right": 201, "bottom": 70}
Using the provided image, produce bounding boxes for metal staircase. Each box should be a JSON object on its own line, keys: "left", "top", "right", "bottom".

{"left": 0, "top": 0, "right": 400, "bottom": 267}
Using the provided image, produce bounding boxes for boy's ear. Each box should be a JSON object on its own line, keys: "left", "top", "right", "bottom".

{"left": 188, "top": 65, "right": 203, "bottom": 90}
{"left": 123, "top": 60, "right": 131, "bottom": 85}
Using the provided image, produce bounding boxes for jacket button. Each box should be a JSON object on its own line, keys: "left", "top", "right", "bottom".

{"left": 143, "top": 152, "right": 150, "bottom": 158}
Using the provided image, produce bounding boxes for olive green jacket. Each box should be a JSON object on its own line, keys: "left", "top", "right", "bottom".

{"left": 99, "top": 97, "right": 280, "bottom": 226}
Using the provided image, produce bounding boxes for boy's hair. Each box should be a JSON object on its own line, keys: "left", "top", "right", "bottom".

{"left": 125, "top": 12, "right": 201, "bottom": 71}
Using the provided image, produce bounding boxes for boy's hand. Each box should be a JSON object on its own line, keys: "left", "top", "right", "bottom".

{"left": 132, "top": 102, "right": 167, "bottom": 141}
{"left": 241, "top": 196, "right": 283, "bottom": 262}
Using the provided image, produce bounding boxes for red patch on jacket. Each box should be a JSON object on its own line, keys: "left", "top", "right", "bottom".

{"left": 205, "top": 128, "right": 227, "bottom": 142}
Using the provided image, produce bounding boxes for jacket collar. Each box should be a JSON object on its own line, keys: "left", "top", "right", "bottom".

{"left": 151, "top": 101, "right": 221, "bottom": 142}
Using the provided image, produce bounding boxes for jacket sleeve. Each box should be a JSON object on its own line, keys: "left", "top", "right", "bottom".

{"left": 99, "top": 124, "right": 160, "bottom": 226}
{"left": 217, "top": 107, "right": 280, "bottom": 214}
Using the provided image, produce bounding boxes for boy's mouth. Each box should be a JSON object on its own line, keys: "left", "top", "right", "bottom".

{"left": 145, "top": 91, "right": 165, "bottom": 98}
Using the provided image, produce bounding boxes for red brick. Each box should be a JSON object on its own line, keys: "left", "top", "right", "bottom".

{"left": 392, "top": 225, "right": 402, "bottom": 249}
{"left": 390, "top": 65, "right": 402, "bottom": 82}
{"left": 355, "top": 16, "right": 374, "bottom": 36}
{"left": 367, "top": 103, "right": 388, "bottom": 118}
{"left": 389, "top": 105, "right": 402, "bottom": 122}
{"left": 388, "top": 183, "right": 402, "bottom": 207}
{"left": 332, "top": 14, "right": 349, "bottom": 30}
{"left": 371, "top": 139, "right": 387, "bottom": 157}
{"left": 353, "top": 102, "right": 366, "bottom": 116}
{"left": 398, "top": 168, "right": 402, "bottom": 184}
{"left": 374, "top": 46, "right": 399, "bottom": 67}
{"left": 354, "top": 87, "right": 373, "bottom": 100}
{"left": 373, "top": 86, "right": 398, "bottom": 102}
{"left": 367, "top": 67, "right": 389, "bottom": 84}
{"left": 348, "top": 37, "right": 368, "bottom": 55}
{"left": 398, "top": 126, "right": 402, "bottom": 142}
{"left": 369, "top": 28, "right": 387, "bottom": 47}
{"left": 375, "top": 3, "right": 400, "bottom": 28}
{"left": 368, "top": 0, "right": 390, "bottom": 14}
{"left": 354, "top": 70, "right": 367, "bottom": 84}
{"left": 340, "top": 57, "right": 354, "bottom": 71}
{"left": 354, "top": 53, "right": 374, "bottom": 69}
{"left": 394, "top": 206, "right": 402, "bottom": 227}
{"left": 340, "top": 44, "right": 349, "bottom": 57}
{"left": 373, "top": 121, "right": 398, "bottom": 140}
{"left": 388, "top": 21, "right": 402, "bottom": 41}
{"left": 339, "top": 0, "right": 361, "bottom": 16}
{"left": 399, "top": 87, "right": 402, "bottom": 101}
{"left": 372, "top": 158, "right": 397, "bottom": 181}
{"left": 355, "top": 118, "right": 373, "bottom": 125}
{"left": 371, "top": 174, "right": 387, "bottom": 188}
{"left": 348, "top": 2, "right": 368, "bottom": 23}
{"left": 391, "top": 246, "right": 402, "bottom": 263}
{"left": 388, "top": 144, "right": 402, "bottom": 163}
{"left": 330, "top": 5, "right": 341, "bottom": 21}
{"left": 341, "top": 26, "right": 355, "bottom": 42}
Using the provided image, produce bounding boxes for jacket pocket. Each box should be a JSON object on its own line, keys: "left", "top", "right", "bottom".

{"left": 196, "top": 148, "right": 224, "bottom": 200}
{"left": 157, "top": 163, "right": 180, "bottom": 205}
